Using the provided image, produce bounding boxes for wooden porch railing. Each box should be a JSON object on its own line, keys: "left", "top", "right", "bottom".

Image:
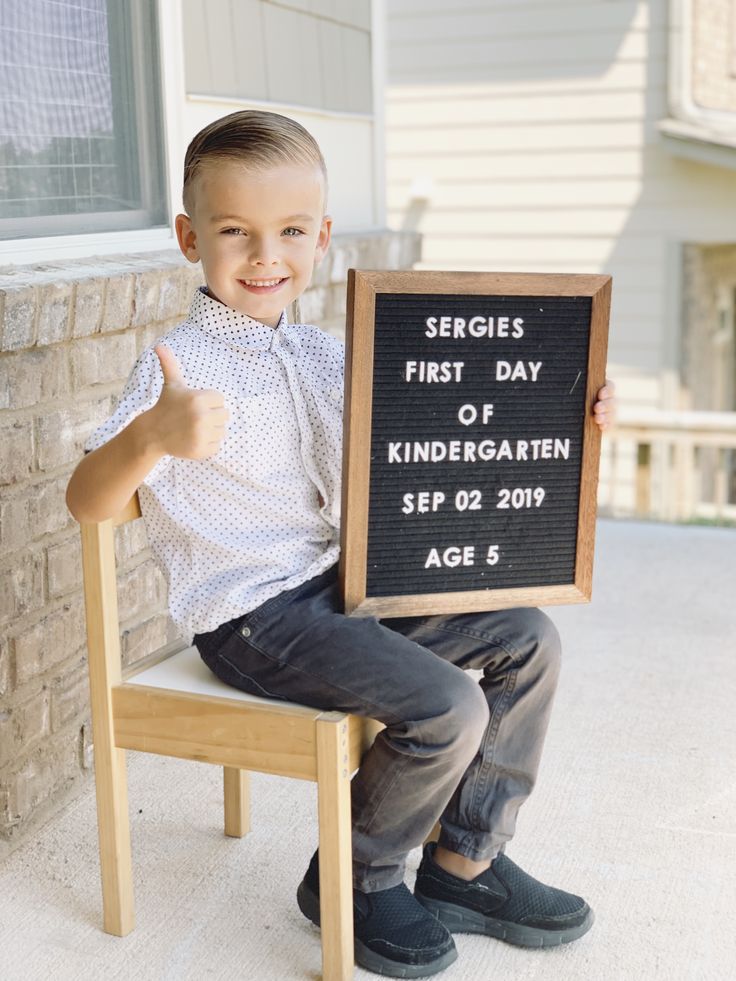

{"left": 599, "top": 408, "right": 736, "bottom": 522}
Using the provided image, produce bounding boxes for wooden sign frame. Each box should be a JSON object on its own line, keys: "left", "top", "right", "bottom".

{"left": 339, "top": 269, "right": 611, "bottom": 618}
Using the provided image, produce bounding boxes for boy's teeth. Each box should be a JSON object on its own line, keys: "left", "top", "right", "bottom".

{"left": 243, "top": 278, "right": 282, "bottom": 286}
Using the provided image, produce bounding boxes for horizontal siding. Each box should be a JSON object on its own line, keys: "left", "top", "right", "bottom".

{"left": 183, "top": 0, "right": 372, "bottom": 113}
{"left": 388, "top": 31, "right": 665, "bottom": 81}
{"left": 385, "top": 0, "right": 736, "bottom": 405}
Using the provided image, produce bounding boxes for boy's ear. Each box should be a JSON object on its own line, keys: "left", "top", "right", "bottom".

{"left": 314, "top": 214, "right": 333, "bottom": 266}
{"left": 175, "top": 213, "right": 199, "bottom": 263}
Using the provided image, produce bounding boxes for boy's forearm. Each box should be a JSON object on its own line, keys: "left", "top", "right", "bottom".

{"left": 66, "top": 410, "right": 165, "bottom": 524}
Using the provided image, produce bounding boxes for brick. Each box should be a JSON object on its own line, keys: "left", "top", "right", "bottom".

{"left": 181, "top": 264, "right": 204, "bottom": 300}
{"left": 0, "top": 491, "right": 30, "bottom": 554}
{"left": 118, "top": 559, "right": 167, "bottom": 622}
{"left": 28, "top": 476, "right": 73, "bottom": 538}
{"left": 1, "top": 286, "right": 37, "bottom": 352}
{"left": 81, "top": 721, "right": 94, "bottom": 769}
{"left": 0, "top": 550, "right": 45, "bottom": 622}
{"left": 37, "top": 282, "right": 72, "bottom": 346}
{"left": 327, "top": 282, "right": 347, "bottom": 318}
{"left": 50, "top": 665, "right": 89, "bottom": 732}
{"left": 115, "top": 518, "right": 148, "bottom": 565}
{"left": 132, "top": 271, "right": 161, "bottom": 328}
{"left": 121, "top": 612, "right": 174, "bottom": 667}
{"left": 2, "top": 729, "right": 81, "bottom": 833}
{"left": 329, "top": 244, "right": 359, "bottom": 284}
{"left": 47, "top": 535, "right": 82, "bottom": 598}
{"left": 73, "top": 279, "right": 104, "bottom": 337}
{"left": 0, "top": 347, "right": 71, "bottom": 410}
{"left": 69, "top": 333, "right": 137, "bottom": 389}
{"left": 0, "top": 419, "right": 34, "bottom": 486}
{"left": 12, "top": 600, "right": 87, "bottom": 685}
{"left": 0, "top": 691, "right": 50, "bottom": 767}
{"left": 298, "top": 287, "right": 328, "bottom": 323}
{"left": 0, "top": 637, "right": 9, "bottom": 696}
{"left": 35, "top": 403, "right": 101, "bottom": 472}
{"left": 101, "top": 274, "right": 134, "bottom": 332}
{"left": 157, "top": 268, "right": 187, "bottom": 322}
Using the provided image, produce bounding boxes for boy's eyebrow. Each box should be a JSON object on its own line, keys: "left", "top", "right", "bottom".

{"left": 209, "top": 213, "right": 316, "bottom": 224}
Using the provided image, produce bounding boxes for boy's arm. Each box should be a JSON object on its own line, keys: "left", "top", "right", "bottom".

{"left": 66, "top": 344, "right": 229, "bottom": 524}
{"left": 66, "top": 409, "right": 166, "bottom": 524}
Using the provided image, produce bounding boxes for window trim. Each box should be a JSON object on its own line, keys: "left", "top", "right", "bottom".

{"left": 0, "top": 0, "right": 177, "bottom": 265}
{"left": 659, "top": 0, "right": 736, "bottom": 168}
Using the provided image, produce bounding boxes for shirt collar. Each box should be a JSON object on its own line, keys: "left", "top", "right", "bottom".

{"left": 188, "top": 287, "right": 301, "bottom": 354}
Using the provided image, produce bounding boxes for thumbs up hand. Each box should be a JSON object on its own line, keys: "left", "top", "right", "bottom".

{"left": 146, "top": 344, "right": 230, "bottom": 460}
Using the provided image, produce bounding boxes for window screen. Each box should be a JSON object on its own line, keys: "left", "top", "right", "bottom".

{"left": 0, "top": 0, "right": 166, "bottom": 239}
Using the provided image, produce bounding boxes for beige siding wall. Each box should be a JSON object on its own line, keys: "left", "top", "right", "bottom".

{"left": 179, "top": 0, "right": 378, "bottom": 231}
{"left": 384, "top": 0, "right": 736, "bottom": 409}
{"left": 182, "top": 0, "right": 372, "bottom": 113}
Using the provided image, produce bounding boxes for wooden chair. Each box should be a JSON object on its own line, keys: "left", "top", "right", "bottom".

{"left": 79, "top": 492, "right": 382, "bottom": 981}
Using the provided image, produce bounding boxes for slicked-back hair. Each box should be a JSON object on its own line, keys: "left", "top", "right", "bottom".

{"left": 182, "top": 110, "right": 328, "bottom": 214}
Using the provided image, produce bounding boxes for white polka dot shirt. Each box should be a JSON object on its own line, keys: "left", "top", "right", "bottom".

{"left": 85, "top": 287, "right": 344, "bottom": 640}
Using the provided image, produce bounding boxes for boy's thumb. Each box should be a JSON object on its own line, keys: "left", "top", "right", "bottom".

{"left": 154, "top": 344, "right": 187, "bottom": 387}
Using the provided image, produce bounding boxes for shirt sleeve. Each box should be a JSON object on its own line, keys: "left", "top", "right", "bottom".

{"left": 84, "top": 346, "right": 169, "bottom": 478}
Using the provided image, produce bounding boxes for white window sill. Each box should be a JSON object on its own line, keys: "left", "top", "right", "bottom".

{"left": 658, "top": 117, "right": 736, "bottom": 170}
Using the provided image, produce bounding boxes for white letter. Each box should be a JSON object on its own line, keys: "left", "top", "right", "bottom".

{"left": 458, "top": 404, "right": 477, "bottom": 426}
{"left": 496, "top": 361, "right": 511, "bottom": 381}
{"left": 529, "top": 361, "right": 542, "bottom": 382}
{"left": 425, "top": 317, "right": 438, "bottom": 338}
{"left": 405, "top": 361, "right": 417, "bottom": 382}
{"left": 425, "top": 548, "right": 441, "bottom": 569}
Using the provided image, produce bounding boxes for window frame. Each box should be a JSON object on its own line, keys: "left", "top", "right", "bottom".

{"left": 0, "top": 0, "right": 179, "bottom": 264}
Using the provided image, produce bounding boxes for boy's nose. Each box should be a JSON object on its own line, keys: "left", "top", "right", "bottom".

{"left": 246, "top": 236, "right": 280, "bottom": 266}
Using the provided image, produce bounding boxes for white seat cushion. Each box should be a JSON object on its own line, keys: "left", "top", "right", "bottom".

{"left": 126, "top": 644, "right": 317, "bottom": 715}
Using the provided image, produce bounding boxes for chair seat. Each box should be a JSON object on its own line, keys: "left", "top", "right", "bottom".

{"left": 125, "top": 644, "right": 319, "bottom": 717}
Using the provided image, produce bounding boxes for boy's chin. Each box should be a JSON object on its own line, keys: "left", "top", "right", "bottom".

{"left": 205, "top": 287, "right": 284, "bottom": 327}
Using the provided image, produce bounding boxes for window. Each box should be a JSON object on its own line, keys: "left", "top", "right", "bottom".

{"left": 0, "top": 0, "right": 166, "bottom": 240}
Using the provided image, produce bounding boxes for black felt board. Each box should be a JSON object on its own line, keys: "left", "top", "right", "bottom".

{"left": 365, "top": 292, "right": 592, "bottom": 597}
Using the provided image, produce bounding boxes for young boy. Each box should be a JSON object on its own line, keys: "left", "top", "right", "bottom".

{"left": 67, "top": 110, "right": 615, "bottom": 979}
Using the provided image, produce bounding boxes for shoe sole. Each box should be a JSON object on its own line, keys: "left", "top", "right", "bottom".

{"left": 416, "top": 894, "right": 595, "bottom": 948}
{"left": 297, "top": 881, "right": 458, "bottom": 979}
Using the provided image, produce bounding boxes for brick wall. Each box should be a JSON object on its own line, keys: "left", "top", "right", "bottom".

{"left": 692, "top": 0, "right": 736, "bottom": 112}
{"left": 0, "top": 230, "right": 420, "bottom": 853}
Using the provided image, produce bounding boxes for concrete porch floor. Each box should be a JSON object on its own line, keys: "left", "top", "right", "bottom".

{"left": 1, "top": 518, "right": 734, "bottom": 980}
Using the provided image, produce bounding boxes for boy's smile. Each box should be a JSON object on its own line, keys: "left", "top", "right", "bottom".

{"left": 175, "top": 160, "right": 331, "bottom": 327}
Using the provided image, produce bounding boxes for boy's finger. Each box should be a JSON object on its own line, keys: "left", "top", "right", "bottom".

{"left": 154, "top": 344, "right": 187, "bottom": 387}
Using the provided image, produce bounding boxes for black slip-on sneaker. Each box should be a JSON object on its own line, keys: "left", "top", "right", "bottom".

{"left": 297, "top": 850, "right": 457, "bottom": 978}
{"left": 414, "top": 842, "right": 594, "bottom": 948}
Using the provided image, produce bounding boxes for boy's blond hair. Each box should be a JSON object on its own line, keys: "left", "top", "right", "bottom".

{"left": 182, "top": 110, "right": 328, "bottom": 214}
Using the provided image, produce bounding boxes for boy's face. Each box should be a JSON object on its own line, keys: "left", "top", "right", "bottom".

{"left": 175, "top": 160, "right": 331, "bottom": 327}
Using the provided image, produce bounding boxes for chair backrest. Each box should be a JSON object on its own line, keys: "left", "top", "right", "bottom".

{"left": 80, "top": 491, "right": 145, "bottom": 694}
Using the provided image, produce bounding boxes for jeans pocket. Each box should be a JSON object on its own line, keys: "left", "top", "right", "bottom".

{"left": 216, "top": 649, "right": 288, "bottom": 701}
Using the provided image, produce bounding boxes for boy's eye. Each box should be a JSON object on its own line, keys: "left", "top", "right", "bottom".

{"left": 283, "top": 227, "right": 304, "bottom": 237}
{"left": 222, "top": 227, "right": 245, "bottom": 236}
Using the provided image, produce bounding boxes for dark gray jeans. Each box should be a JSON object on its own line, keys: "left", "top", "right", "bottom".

{"left": 193, "top": 564, "right": 561, "bottom": 892}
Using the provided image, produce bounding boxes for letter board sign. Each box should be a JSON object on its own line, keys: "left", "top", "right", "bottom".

{"left": 339, "top": 270, "right": 611, "bottom": 617}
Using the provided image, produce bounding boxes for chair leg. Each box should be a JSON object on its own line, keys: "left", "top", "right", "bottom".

{"left": 223, "top": 767, "right": 250, "bottom": 837}
{"left": 316, "top": 713, "right": 354, "bottom": 981}
{"left": 94, "top": 744, "right": 135, "bottom": 936}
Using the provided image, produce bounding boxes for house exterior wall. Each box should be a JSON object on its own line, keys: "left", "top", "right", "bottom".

{"left": 178, "top": 0, "right": 381, "bottom": 232}
{"left": 0, "top": 228, "right": 420, "bottom": 851}
{"left": 384, "top": 0, "right": 736, "bottom": 413}
{"left": 0, "top": 0, "right": 418, "bottom": 849}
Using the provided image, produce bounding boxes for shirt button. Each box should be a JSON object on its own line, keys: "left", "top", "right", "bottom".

{"left": 240, "top": 625, "right": 251, "bottom": 638}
